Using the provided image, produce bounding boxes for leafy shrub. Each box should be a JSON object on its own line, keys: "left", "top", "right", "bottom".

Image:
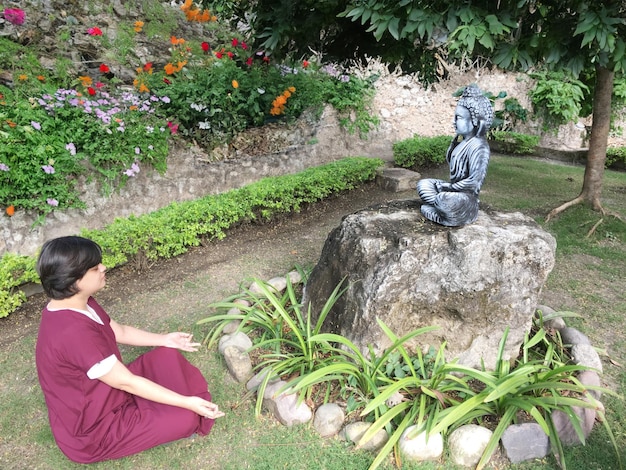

{"left": 529, "top": 71, "right": 589, "bottom": 130}
{"left": 392, "top": 135, "right": 450, "bottom": 170}
{"left": 490, "top": 130, "right": 539, "bottom": 155}
{"left": 200, "top": 276, "right": 621, "bottom": 470}
{"left": 0, "top": 253, "right": 39, "bottom": 319}
{"left": 606, "top": 146, "right": 626, "bottom": 169}
{"left": 0, "top": 157, "right": 384, "bottom": 318}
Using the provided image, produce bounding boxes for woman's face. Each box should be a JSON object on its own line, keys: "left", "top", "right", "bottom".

{"left": 454, "top": 105, "right": 474, "bottom": 136}
{"left": 76, "top": 263, "right": 107, "bottom": 295}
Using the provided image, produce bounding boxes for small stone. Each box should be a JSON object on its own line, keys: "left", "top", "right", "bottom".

{"left": 286, "top": 270, "right": 303, "bottom": 285}
{"left": 267, "top": 276, "right": 288, "bottom": 293}
{"left": 571, "top": 343, "right": 603, "bottom": 372}
{"left": 262, "top": 381, "right": 312, "bottom": 427}
{"left": 218, "top": 331, "right": 253, "bottom": 354}
{"left": 341, "top": 422, "right": 389, "bottom": 452}
{"left": 222, "top": 306, "right": 243, "bottom": 334}
{"left": 501, "top": 423, "right": 550, "bottom": 463}
{"left": 448, "top": 424, "right": 493, "bottom": 467}
{"left": 246, "top": 367, "right": 280, "bottom": 392}
{"left": 560, "top": 327, "right": 591, "bottom": 346}
{"left": 223, "top": 345, "right": 252, "bottom": 383}
{"left": 313, "top": 403, "right": 345, "bottom": 437}
{"left": 398, "top": 425, "right": 443, "bottom": 462}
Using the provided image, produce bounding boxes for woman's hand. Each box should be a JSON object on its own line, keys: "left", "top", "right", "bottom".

{"left": 186, "top": 396, "right": 225, "bottom": 419}
{"left": 163, "top": 332, "right": 201, "bottom": 352}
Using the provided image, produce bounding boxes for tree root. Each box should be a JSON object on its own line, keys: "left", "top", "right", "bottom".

{"left": 585, "top": 218, "right": 603, "bottom": 238}
{"left": 545, "top": 195, "right": 585, "bottom": 223}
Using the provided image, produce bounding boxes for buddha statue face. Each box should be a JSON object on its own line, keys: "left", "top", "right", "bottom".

{"left": 454, "top": 105, "right": 473, "bottom": 137}
{"left": 456, "top": 85, "right": 494, "bottom": 137}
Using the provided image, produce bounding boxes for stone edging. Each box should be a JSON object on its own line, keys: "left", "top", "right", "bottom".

{"left": 213, "top": 274, "right": 605, "bottom": 467}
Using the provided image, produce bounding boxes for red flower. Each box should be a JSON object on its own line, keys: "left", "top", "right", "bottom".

{"left": 241, "top": 41, "right": 248, "bottom": 50}
{"left": 262, "top": 56, "right": 270, "bottom": 64}
{"left": 87, "top": 87, "right": 96, "bottom": 96}
{"left": 231, "top": 38, "right": 239, "bottom": 47}
{"left": 95, "top": 82, "right": 105, "bottom": 88}
{"left": 163, "top": 78, "right": 172, "bottom": 85}
{"left": 87, "top": 26, "right": 103, "bottom": 36}
{"left": 201, "top": 41, "right": 210, "bottom": 52}
{"left": 246, "top": 57, "right": 253, "bottom": 66}
{"left": 167, "top": 121, "right": 179, "bottom": 134}
{"left": 215, "top": 51, "right": 223, "bottom": 59}
{"left": 302, "top": 60, "right": 310, "bottom": 68}
{"left": 143, "top": 62, "right": 153, "bottom": 72}
{"left": 99, "top": 63, "right": 110, "bottom": 73}
{"left": 227, "top": 51, "right": 234, "bottom": 59}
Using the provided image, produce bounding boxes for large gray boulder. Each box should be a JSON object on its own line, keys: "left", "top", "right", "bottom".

{"left": 303, "top": 200, "right": 556, "bottom": 370}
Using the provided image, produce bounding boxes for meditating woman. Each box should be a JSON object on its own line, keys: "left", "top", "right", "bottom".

{"left": 417, "top": 84, "right": 494, "bottom": 226}
{"left": 35, "top": 235, "right": 224, "bottom": 464}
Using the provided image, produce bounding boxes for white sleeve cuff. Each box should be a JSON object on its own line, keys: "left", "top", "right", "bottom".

{"left": 87, "top": 354, "right": 118, "bottom": 379}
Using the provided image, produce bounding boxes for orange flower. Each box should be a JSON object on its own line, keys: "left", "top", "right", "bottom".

{"left": 6, "top": 205, "right": 15, "bottom": 217}
{"left": 79, "top": 76, "right": 93, "bottom": 86}
{"left": 6, "top": 119, "right": 16, "bottom": 128}
{"left": 18, "top": 74, "right": 28, "bottom": 81}
{"left": 138, "top": 83, "right": 149, "bottom": 93}
{"left": 164, "top": 63, "right": 176, "bottom": 75}
{"left": 275, "top": 95, "right": 287, "bottom": 106}
{"left": 180, "top": 0, "right": 193, "bottom": 11}
{"left": 288, "top": 86, "right": 296, "bottom": 93}
{"left": 232, "top": 80, "right": 239, "bottom": 89}
{"left": 283, "top": 90, "right": 291, "bottom": 98}
{"left": 37, "top": 75, "right": 46, "bottom": 82}
{"left": 129, "top": 105, "right": 138, "bottom": 111}
{"left": 134, "top": 21, "right": 144, "bottom": 32}
{"left": 170, "top": 36, "right": 185, "bottom": 45}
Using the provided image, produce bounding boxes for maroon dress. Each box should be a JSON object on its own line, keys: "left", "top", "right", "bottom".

{"left": 35, "top": 297, "right": 215, "bottom": 463}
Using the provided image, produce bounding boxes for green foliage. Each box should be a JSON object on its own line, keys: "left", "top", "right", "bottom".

{"left": 392, "top": 135, "right": 449, "bottom": 170}
{"left": 490, "top": 131, "right": 539, "bottom": 155}
{"left": 606, "top": 146, "right": 626, "bottom": 169}
{"left": 0, "top": 81, "right": 170, "bottom": 217}
{"left": 529, "top": 71, "right": 590, "bottom": 130}
{"left": 157, "top": 54, "right": 378, "bottom": 151}
{"left": 0, "top": 254, "right": 39, "bottom": 318}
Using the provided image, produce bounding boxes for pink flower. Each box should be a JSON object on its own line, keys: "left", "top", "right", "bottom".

{"left": 3, "top": 8, "right": 25, "bottom": 26}
{"left": 47, "top": 198, "right": 59, "bottom": 207}
{"left": 87, "top": 26, "right": 103, "bottom": 36}
{"left": 167, "top": 121, "right": 179, "bottom": 134}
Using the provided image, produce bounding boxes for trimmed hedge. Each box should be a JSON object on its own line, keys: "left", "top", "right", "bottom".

{"left": 393, "top": 135, "right": 450, "bottom": 170}
{"left": 0, "top": 157, "right": 384, "bottom": 318}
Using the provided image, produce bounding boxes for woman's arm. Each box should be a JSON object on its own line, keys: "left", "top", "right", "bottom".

{"left": 98, "top": 360, "right": 224, "bottom": 419}
{"left": 110, "top": 319, "right": 200, "bottom": 351}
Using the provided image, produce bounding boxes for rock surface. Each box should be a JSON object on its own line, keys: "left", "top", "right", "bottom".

{"left": 303, "top": 200, "right": 557, "bottom": 369}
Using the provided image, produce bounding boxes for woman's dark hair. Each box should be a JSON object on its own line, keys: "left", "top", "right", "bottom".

{"left": 36, "top": 236, "right": 103, "bottom": 300}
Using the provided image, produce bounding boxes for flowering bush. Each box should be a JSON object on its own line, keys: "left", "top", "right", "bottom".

{"left": 0, "top": 78, "right": 171, "bottom": 219}
{"left": 0, "top": 5, "right": 378, "bottom": 219}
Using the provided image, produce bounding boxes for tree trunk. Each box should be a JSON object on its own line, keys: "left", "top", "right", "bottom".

{"left": 546, "top": 63, "right": 614, "bottom": 221}
{"left": 580, "top": 63, "right": 614, "bottom": 210}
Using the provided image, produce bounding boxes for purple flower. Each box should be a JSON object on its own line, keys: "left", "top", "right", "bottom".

{"left": 46, "top": 198, "right": 59, "bottom": 207}
{"left": 65, "top": 142, "right": 77, "bottom": 156}
{"left": 3, "top": 8, "right": 25, "bottom": 26}
{"left": 339, "top": 75, "right": 350, "bottom": 83}
{"left": 31, "top": 121, "right": 42, "bottom": 130}
{"left": 0, "top": 163, "right": 9, "bottom": 171}
{"left": 41, "top": 165, "right": 55, "bottom": 174}
{"left": 123, "top": 161, "right": 140, "bottom": 177}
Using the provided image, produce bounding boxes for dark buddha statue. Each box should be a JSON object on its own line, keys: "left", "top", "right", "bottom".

{"left": 417, "top": 84, "right": 494, "bottom": 227}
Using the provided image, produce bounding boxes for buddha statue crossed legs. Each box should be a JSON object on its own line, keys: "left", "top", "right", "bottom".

{"left": 417, "top": 85, "right": 494, "bottom": 227}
